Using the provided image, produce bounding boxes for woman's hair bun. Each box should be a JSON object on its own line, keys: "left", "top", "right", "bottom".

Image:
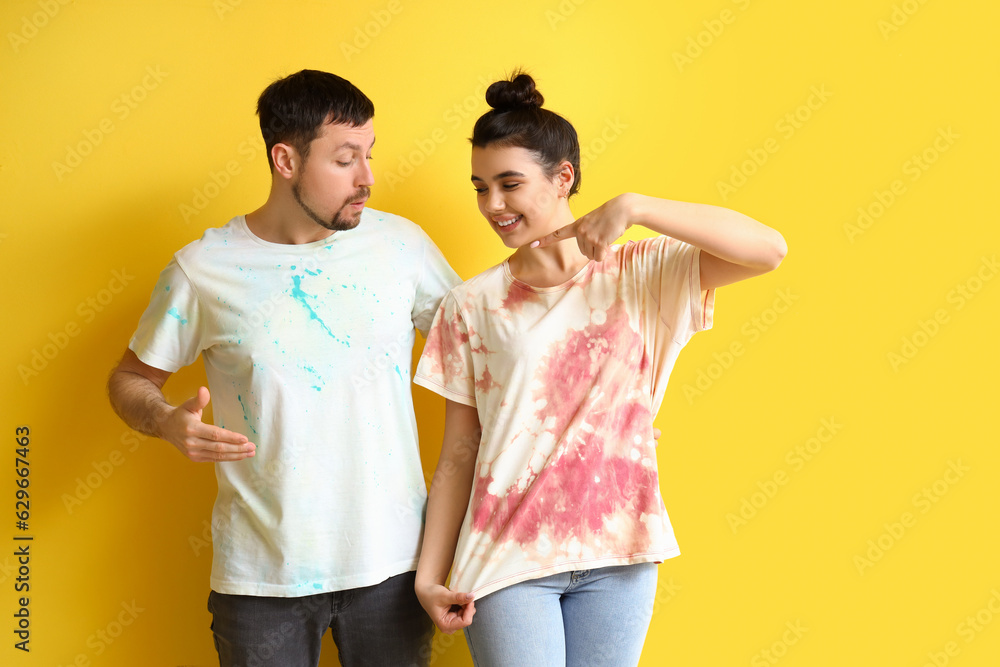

{"left": 485, "top": 71, "right": 544, "bottom": 112}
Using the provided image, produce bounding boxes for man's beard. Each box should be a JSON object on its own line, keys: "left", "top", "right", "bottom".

{"left": 292, "top": 182, "right": 370, "bottom": 232}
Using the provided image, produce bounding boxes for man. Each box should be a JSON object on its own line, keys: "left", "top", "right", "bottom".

{"left": 107, "top": 69, "right": 459, "bottom": 667}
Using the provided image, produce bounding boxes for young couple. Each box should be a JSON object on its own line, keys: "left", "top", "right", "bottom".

{"left": 108, "top": 68, "right": 784, "bottom": 667}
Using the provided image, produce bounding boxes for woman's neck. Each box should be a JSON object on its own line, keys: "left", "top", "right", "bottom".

{"left": 507, "top": 208, "right": 590, "bottom": 288}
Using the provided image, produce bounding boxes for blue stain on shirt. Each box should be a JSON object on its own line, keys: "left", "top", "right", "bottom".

{"left": 302, "top": 364, "right": 325, "bottom": 391}
{"left": 290, "top": 275, "right": 349, "bottom": 346}
{"left": 237, "top": 394, "right": 258, "bottom": 435}
{"left": 305, "top": 268, "right": 322, "bottom": 276}
{"left": 165, "top": 285, "right": 171, "bottom": 291}
{"left": 167, "top": 307, "right": 188, "bottom": 325}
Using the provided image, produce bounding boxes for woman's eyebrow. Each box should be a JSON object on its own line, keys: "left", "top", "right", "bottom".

{"left": 470, "top": 170, "right": 527, "bottom": 182}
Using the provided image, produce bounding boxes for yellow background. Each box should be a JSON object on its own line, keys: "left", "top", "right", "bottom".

{"left": 2, "top": 0, "right": 997, "bottom": 665}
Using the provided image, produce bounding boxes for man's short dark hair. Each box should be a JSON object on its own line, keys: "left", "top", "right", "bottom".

{"left": 256, "top": 69, "right": 375, "bottom": 170}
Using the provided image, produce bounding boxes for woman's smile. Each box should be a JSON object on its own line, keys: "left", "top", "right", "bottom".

{"left": 493, "top": 214, "right": 522, "bottom": 230}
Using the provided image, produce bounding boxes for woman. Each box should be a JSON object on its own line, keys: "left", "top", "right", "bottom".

{"left": 413, "top": 72, "right": 786, "bottom": 666}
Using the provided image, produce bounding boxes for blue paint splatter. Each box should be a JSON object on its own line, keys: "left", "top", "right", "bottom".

{"left": 290, "top": 275, "right": 349, "bottom": 346}
{"left": 302, "top": 364, "right": 325, "bottom": 391}
{"left": 167, "top": 307, "right": 188, "bottom": 325}
{"left": 165, "top": 285, "right": 171, "bottom": 291}
{"left": 305, "top": 268, "right": 322, "bottom": 276}
{"left": 237, "top": 394, "right": 258, "bottom": 435}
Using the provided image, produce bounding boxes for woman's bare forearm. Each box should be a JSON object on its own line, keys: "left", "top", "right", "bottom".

{"left": 416, "top": 400, "right": 482, "bottom": 589}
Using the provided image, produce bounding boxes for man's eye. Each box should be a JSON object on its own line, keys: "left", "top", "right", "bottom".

{"left": 337, "top": 160, "right": 352, "bottom": 167}
{"left": 503, "top": 183, "right": 520, "bottom": 190}
{"left": 473, "top": 188, "right": 487, "bottom": 195}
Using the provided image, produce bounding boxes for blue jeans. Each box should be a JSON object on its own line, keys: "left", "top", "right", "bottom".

{"left": 464, "top": 563, "right": 658, "bottom": 667}
{"left": 207, "top": 571, "right": 433, "bottom": 667}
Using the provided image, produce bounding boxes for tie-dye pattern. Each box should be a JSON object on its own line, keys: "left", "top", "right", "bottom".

{"left": 415, "top": 236, "right": 714, "bottom": 598}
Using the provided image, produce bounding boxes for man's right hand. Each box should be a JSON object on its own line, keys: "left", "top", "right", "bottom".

{"left": 159, "top": 386, "right": 256, "bottom": 462}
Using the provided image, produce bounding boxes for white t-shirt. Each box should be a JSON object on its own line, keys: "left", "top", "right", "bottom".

{"left": 130, "top": 209, "right": 460, "bottom": 597}
{"left": 414, "top": 236, "right": 714, "bottom": 598}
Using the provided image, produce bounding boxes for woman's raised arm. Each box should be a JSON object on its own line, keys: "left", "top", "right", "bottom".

{"left": 533, "top": 193, "right": 787, "bottom": 289}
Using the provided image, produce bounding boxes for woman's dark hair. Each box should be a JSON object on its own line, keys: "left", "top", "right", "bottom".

{"left": 256, "top": 69, "right": 374, "bottom": 171}
{"left": 471, "top": 71, "right": 581, "bottom": 197}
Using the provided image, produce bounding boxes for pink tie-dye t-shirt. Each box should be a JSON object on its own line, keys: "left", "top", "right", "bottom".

{"left": 414, "top": 236, "right": 714, "bottom": 598}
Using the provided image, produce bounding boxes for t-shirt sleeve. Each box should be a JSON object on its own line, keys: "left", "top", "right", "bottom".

{"left": 411, "top": 231, "right": 461, "bottom": 337}
{"left": 413, "top": 292, "right": 477, "bottom": 407}
{"left": 128, "top": 258, "right": 206, "bottom": 373}
{"left": 635, "top": 236, "right": 715, "bottom": 344}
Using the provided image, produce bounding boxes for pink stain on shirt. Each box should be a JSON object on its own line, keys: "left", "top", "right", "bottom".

{"left": 532, "top": 301, "right": 648, "bottom": 437}
{"left": 475, "top": 365, "right": 500, "bottom": 393}
{"left": 470, "top": 300, "right": 658, "bottom": 554}
{"left": 423, "top": 306, "right": 471, "bottom": 379}
{"left": 471, "top": 433, "right": 658, "bottom": 553}
{"left": 499, "top": 282, "right": 540, "bottom": 315}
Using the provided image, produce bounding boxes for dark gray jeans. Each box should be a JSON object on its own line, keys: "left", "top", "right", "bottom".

{"left": 207, "top": 571, "right": 433, "bottom": 667}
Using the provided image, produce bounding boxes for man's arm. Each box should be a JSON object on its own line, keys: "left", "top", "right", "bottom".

{"left": 107, "top": 349, "right": 256, "bottom": 462}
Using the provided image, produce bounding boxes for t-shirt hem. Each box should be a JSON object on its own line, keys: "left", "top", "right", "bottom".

{"left": 691, "top": 247, "right": 715, "bottom": 333}
{"left": 466, "top": 548, "right": 681, "bottom": 600}
{"left": 127, "top": 341, "right": 185, "bottom": 374}
{"left": 413, "top": 374, "right": 477, "bottom": 407}
{"left": 210, "top": 557, "right": 419, "bottom": 597}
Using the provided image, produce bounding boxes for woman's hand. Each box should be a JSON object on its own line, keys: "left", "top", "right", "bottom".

{"left": 415, "top": 581, "right": 476, "bottom": 634}
{"left": 531, "top": 193, "right": 636, "bottom": 261}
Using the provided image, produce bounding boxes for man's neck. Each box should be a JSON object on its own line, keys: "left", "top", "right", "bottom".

{"left": 245, "top": 196, "right": 335, "bottom": 245}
